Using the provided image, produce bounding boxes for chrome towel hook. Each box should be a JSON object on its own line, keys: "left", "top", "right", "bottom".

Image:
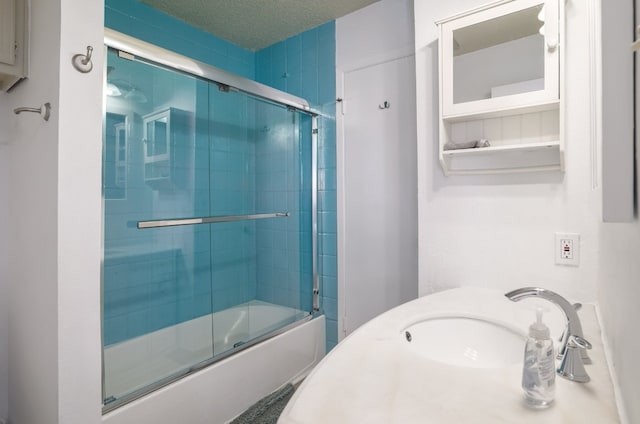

{"left": 72, "top": 46, "right": 94, "bottom": 73}
{"left": 14, "top": 102, "right": 51, "bottom": 121}
{"left": 378, "top": 101, "right": 390, "bottom": 109}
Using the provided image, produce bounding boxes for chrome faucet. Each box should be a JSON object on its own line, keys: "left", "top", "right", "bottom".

{"left": 505, "top": 287, "right": 592, "bottom": 383}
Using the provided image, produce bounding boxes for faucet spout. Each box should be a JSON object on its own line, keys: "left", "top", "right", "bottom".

{"left": 505, "top": 287, "right": 592, "bottom": 383}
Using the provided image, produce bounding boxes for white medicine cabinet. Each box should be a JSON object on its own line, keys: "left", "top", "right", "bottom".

{"left": 436, "top": 0, "right": 564, "bottom": 175}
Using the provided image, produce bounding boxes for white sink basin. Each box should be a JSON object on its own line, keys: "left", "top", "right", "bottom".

{"left": 402, "top": 316, "right": 526, "bottom": 368}
{"left": 280, "top": 288, "right": 619, "bottom": 424}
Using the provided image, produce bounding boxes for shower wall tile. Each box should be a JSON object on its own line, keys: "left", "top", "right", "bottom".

{"left": 286, "top": 73, "right": 303, "bottom": 99}
{"left": 286, "top": 38, "right": 303, "bottom": 76}
{"left": 320, "top": 255, "right": 337, "bottom": 278}
{"left": 325, "top": 318, "right": 339, "bottom": 348}
{"left": 105, "top": 0, "right": 255, "bottom": 79}
{"left": 318, "top": 190, "right": 336, "bottom": 212}
{"left": 317, "top": 103, "right": 338, "bottom": 351}
{"left": 253, "top": 104, "right": 311, "bottom": 312}
{"left": 319, "top": 212, "right": 337, "bottom": 234}
{"left": 321, "top": 276, "right": 338, "bottom": 300}
{"left": 318, "top": 67, "right": 336, "bottom": 105}
{"left": 323, "top": 298, "right": 338, "bottom": 323}
{"left": 301, "top": 68, "right": 319, "bottom": 106}
{"left": 319, "top": 233, "right": 337, "bottom": 256}
{"left": 301, "top": 31, "right": 319, "bottom": 70}
{"left": 256, "top": 21, "right": 338, "bottom": 352}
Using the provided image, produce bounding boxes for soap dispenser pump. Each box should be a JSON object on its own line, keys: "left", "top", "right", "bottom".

{"left": 521, "top": 307, "right": 555, "bottom": 408}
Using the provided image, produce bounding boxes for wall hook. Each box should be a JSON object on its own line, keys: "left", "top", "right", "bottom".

{"left": 378, "top": 101, "right": 390, "bottom": 109}
{"left": 14, "top": 102, "right": 51, "bottom": 121}
{"left": 72, "top": 46, "right": 94, "bottom": 73}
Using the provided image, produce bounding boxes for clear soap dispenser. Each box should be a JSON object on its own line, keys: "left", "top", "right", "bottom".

{"left": 522, "top": 307, "right": 555, "bottom": 408}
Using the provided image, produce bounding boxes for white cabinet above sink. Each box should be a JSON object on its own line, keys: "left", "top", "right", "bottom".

{"left": 436, "top": 0, "right": 564, "bottom": 175}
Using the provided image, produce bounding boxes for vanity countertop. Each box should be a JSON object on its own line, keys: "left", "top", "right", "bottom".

{"left": 278, "top": 287, "right": 620, "bottom": 424}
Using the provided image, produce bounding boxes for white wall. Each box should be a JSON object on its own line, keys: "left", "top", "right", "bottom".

{"left": 336, "top": 0, "right": 416, "bottom": 339}
{"left": 336, "top": 0, "right": 415, "bottom": 70}
{"left": 57, "top": 0, "right": 104, "bottom": 421}
{"left": 415, "top": 0, "right": 639, "bottom": 422}
{"left": 7, "top": 1, "right": 62, "bottom": 421}
{"left": 415, "top": 0, "right": 600, "bottom": 302}
{"left": 597, "top": 1, "right": 640, "bottom": 422}
{"left": 4, "top": 0, "right": 104, "bottom": 422}
{"left": 597, "top": 225, "right": 640, "bottom": 424}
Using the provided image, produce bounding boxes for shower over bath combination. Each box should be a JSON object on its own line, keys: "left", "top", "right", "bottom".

{"left": 101, "top": 29, "right": 321, "bottom": 412}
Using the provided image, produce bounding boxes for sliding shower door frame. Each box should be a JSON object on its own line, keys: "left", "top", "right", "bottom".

{"left": 105, "top": 29, "right": 313, "bottom": 115}
{"left": 101, "top": 30, "right": 321, "bottom": 413}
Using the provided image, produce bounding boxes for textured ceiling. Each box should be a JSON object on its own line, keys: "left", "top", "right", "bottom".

{"left": 141, "top": 0, "right": 381, "bottom": 51}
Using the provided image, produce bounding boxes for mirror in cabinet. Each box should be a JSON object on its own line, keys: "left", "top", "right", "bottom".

{"left": 439, "top": 0, "right": 559, "bottom": 118}
{"left": 453, "top": 4, "right": 545, "bottom": 104}
{"left": 436, "top": 0, "right": 564, "bottom": 175}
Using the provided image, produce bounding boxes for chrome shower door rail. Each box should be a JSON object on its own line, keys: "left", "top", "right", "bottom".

{"left": 137, "top": 212, "right": 290, "bottom": 229}
{"left": 105, "top": 29, "right": 316, "bottom": 116}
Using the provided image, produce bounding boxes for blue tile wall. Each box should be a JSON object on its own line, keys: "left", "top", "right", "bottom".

{"left": 253, "top": 107, "right": 314, "bottom": 313}
{"left": 105, "top": 0, "right": 254, "bottom": 79}
{"left": 207, "top": 87, "right": 258, "bottom": 313}
{"left": 255, "top": 22, "right": 338, "bottom": 352}
{"left": 104, "top": 3, "right": 337, "bottom": 352}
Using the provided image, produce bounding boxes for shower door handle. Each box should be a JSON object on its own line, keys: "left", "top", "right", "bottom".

{"left": 137, "top": 212, "right": 290, "bottom": 229}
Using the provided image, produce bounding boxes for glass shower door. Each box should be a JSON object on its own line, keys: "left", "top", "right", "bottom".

{"left": 206, "top": 86, "right": 314, "bottom": 357}
{"left": 102, "top": 43, "right": 316, "bottom": 410}
{"left": 102, "top": 49, "right": 215, "bottom": 405}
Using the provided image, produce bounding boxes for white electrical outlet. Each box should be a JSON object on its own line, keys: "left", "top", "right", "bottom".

{"left": 555, "top": 232, "right": 580, "bottom": 266}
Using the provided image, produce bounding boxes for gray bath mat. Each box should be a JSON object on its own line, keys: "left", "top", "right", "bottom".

{"left": 230, "top": 383, "right": 295, "bottom": 424}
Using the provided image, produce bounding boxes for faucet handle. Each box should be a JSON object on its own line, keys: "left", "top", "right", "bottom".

{"left": 557, "top": 334, "right": 592, "bottom": 383}
{"left": 571, "top": 304, "right": 593, "bottom": 364}
{"left": 557, "top": 303, "right": 591, "bottom": 364}
{"left": 570, "top": 334, "right": 592, "bottom": 350}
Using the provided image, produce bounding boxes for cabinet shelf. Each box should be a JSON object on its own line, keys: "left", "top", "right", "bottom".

{"left": 441, "top": 141, "right": 562, "bottom": 175}
{"left": 443, "top": 140, "right": 560, "bottom": 157}
{"left": 442, "top": 99, "right": 560, "bottom": 123}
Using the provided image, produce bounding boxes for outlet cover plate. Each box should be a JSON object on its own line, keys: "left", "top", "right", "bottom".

{"left": 555, "top": 232, "right": 580, "bottom": 266}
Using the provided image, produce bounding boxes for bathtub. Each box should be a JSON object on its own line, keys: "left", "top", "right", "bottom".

{"left": 102, "top": 301, "right": 325, "bottom": 424}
